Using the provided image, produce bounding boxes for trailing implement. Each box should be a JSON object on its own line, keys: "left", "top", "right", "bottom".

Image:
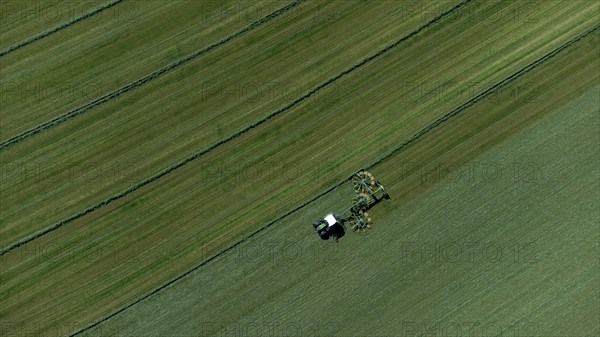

{"left": 312, "top": 170, "right": 390, "bottom": 241}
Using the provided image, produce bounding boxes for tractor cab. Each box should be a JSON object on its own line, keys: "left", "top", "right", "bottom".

{"left": 313, "top": 213, "right": 345, "bottom": 241}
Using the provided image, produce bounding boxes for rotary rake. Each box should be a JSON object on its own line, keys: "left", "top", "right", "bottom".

{"left": 312, "top": 170, "right": 390, "bottom": 241}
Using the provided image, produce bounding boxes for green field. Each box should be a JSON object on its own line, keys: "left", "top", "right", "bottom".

{"left": 83, "top": 85, "right": 600, "bottom": 337}
{"left": 0, "top": 1, "right": 598, "bottom": 336}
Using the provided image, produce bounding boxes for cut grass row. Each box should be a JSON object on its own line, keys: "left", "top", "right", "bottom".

{"left": 1, "top": 1, "right": 598, "bottom": 335}
{"left": 0, "top": 0, "right": 123, "bottom": 49}
{"left": 0, "top": 0, "right": 124, "bottom": 57}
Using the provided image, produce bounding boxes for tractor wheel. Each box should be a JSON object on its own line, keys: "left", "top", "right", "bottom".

{"left": 351, "top": 211, "right": 373, "bottom": 233}
{"left": 351, "top": 170, "right": 376, "bottom": 193}
{"left": 352, "top": 192, "right": 372, "bottom": 212}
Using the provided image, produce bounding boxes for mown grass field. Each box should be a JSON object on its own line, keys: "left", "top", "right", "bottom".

{"left": 84, "top": 85, "right": 599, "bottom": 337}
{"left": 0, "top": 1, "right": 598, "bottom": 336}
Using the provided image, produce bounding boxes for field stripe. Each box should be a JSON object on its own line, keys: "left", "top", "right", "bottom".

{"left": 0, "top": 0, "right": 124, "bottom": 57}
{"left": 367, "top": 23, "right": 600, "bottom": 170}
{"left": 68, "top": 23, "right": 599, "bottom": 337}
{"left": 0, "top": 0, "right": 473, "bottom": 256}
{"left": 0, "top": 0, "right": 305, "bottom": 151}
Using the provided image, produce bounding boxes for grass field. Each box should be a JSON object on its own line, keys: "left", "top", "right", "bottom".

{"left": 0, "top": 1, "right": 598, "bottom": 336}
{"left": 83, "top": 85, "right": 600, "bottom": 337}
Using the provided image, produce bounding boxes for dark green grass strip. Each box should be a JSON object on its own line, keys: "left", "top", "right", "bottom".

{"left": 0, "top": 0, "right": 473, "bottom": 256}
{"left": 0, "top": 0, "right": 305, "bottom": 151}
{"left": 0, "top": 0, "right": 125, "bottom": 57}
{"left": 69, "top": 22, "right": 599, "bottom": 337}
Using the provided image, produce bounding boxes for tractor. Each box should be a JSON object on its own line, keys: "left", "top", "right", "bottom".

{"left": 312, "top": 169, "right": 390, "bottom": 241}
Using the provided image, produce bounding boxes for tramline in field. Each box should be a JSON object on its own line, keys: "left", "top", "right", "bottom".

{"left": 312, "top": 170, "right": 390, "bottom": 241}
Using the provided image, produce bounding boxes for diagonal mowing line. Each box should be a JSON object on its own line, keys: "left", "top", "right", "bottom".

{"left": 70, "top": 22, "right": 599, "bottom": 337}
{"left": 0, "top": 0, "right": 474, "bottom": 256}
{"left": 0, "top": 0, "right": 305, "bottom": 151}
{"left": 0, "top": 0, "right": 125, "bottom": 57}
{"left": 367, "top": 24, "right": 600, "bottom": 170}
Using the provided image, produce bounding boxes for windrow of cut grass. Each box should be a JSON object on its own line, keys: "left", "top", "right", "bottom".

{"left": 0, "top": 0, "right": 126, "bottom": 49}
{"left": 1, "top": 1, "right": 598, "bottom": 336}
{"left": 0, "top": 0, "right": 124, "bottom": 56}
